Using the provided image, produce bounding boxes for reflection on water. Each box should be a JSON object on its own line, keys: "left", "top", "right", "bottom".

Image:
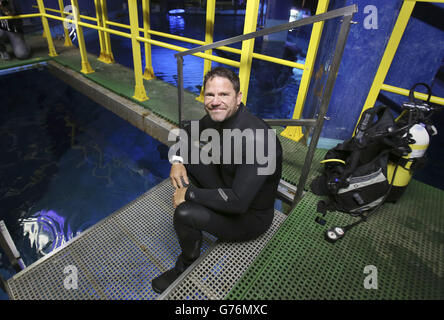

{"left": 20, "top": 209, "right": 77, "bottom": 256}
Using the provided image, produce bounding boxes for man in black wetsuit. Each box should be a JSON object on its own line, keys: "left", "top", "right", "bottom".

{"left": 151, "top": 67, "right": 282, "bottom": 294}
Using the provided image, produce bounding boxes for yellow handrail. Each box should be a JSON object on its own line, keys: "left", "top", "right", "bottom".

{"left": 0, "top": 13, "right": 42, "bottom": 19}
{"left": 21, "top": 0, "right": 322, "bottom": 128}
{"left": 42, "top": 11, "right": 240, "bottom": 67}
{"left": 31, "top": 4, "right": 306, "bottom": 71}
{"left": 137, "top": 36, "right": 241, "bottom": 68}
{"left": 381, "top": 84, "right": 444, "bottom": 106}
{"left": 31, "top": 5, "right": 98, "bottom": 22}
{"left": 105, "top": 16, "right": 305, "bottom": 70}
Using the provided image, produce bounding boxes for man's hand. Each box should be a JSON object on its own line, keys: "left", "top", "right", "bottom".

{"left": 170, "top": 163, "right": 189, "bottom": 189}
{"left": 173, "top": 187, "right": 188, "bottom": 208}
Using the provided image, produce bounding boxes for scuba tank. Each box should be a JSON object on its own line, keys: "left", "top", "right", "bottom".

{"left": 387, "top": 83, "right": 438, "bottom": 202}
{"left": 386, "top": 123, "right": 430, "bottom": 201}
{"left": 313, "top": 82, "right": 440, "bottom": 243}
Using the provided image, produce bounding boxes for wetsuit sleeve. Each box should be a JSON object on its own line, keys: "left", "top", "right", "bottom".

{"left": 185, "top": 164, "right": 269, "bottom": 215}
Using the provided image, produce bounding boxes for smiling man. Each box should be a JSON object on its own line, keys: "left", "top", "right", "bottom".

{"left": 151, "top": 67, "right": 282, "bottom": 294}
{"left": 203, "top": 70, "right": 243, "bottom": 122}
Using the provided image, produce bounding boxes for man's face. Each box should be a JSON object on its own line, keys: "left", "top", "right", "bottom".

{"left": 204, "top": 76, "right": 242, "bottom": 122}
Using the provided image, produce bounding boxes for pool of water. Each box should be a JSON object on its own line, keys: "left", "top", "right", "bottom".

{"left": 0, "top": 67, "right": 171, "bottom": 299}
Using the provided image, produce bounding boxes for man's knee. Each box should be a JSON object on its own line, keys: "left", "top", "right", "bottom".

{"left": 173, "top": 201, "right": 209, "bottom": 229}
{"left": 174, "top": 202, "right": 195, "bottom": 226}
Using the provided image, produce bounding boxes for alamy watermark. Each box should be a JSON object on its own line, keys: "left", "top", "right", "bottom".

{"left": 363, "top": 5, "right": 378, "bottom": 30}
{"left": 63, "top": 5, "right": 77, "bottom": 41}
{"left": 363, "top": 265, "right": 378, "bottom": 289}
{"left": 63, "top": 265, "right": 78, "bottom": 290}
{"left": 168, "top": 121, "right": 277, "bottom": 176}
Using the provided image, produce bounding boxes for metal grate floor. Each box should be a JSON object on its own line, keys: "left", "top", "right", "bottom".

{"left": 158, "top": 210, "right": 287, "bottom": 300}
{"left": 6, "top": 179, "right": 216, "bottom": 300}
{"left": 226, "top": 179, "right": 444, "bottom": 300}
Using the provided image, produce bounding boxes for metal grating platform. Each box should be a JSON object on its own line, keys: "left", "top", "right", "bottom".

{"left": 158, "top": 210, "right": 287, "bottom": 300}
{"left": 6, "top": 179, "right": 216, "bottom": 300}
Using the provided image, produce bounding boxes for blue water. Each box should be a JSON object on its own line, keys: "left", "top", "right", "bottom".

{"left": 0, "top": 67, "right": 171, "bottom": 299}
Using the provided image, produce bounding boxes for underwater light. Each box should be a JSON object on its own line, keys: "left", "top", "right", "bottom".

{"left": 168, "top": 9, "right": 185, "bottom": 15}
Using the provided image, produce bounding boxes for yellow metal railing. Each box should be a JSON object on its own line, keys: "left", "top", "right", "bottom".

{"left": 281, "top": 0, "right": 330, "bottom": 141}
{"left": 2, "top": 0, "right": 329, "bottom": 141}
{"left": 358, "top": 0, "right": 444, "bottom": 130}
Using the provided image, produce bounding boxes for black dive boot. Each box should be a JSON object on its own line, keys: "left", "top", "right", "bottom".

{"left": 151, "top": 254, "right": 192, "bottom": 294}
{"left": 151, "top": 236, "right": 202, "bottom": 294}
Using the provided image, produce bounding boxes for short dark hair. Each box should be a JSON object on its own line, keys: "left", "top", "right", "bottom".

{"left": 203, "top": 67, "right": 240, "bottom": 94}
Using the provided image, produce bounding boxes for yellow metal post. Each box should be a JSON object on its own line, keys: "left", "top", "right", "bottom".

{"left": 100, "top": 0, "right": 115, "bottom": 63}
{"left": 196, "top": 0, "right": 216, "bottom": 102}
{"left": 128, "top": 0, "right": 149, "bottom": 101}
{"left": 357, "top": 0, "right": 416, "bottom": 131}
{"left": 58, "top": 0, "right": 72, "bottom": 46}
{"left": 70, "top": 0, "right": 94, "bottom": 74}
{"left": 36, "top": 0, "right": 57, "bottom": 56}
{"left": 280, "top": 0, "right": 330, "bottom": 142}
{"left": 94, "top": 0, "right": 108, "bottom": 62}
{"left": 142, "top": 0, "right": 155, "bottom": 80}
{"left": 238, "top": 0, "right": 260, "bottom": 105}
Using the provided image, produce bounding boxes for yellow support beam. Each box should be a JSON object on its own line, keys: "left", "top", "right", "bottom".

{"left": 44, "top": 12, "right": 129, "bottom": 38}
{"left": 280, "top": 0, "right": 330, "bottom": 142}
{"left": 31, "top": 5, "right": 98, "bottom": 22}
{"left": 196, "top": 0, "right": 216, "bottom": 102}
{"left": 70, "top": 0, "right": 94, "bottom": 74}
{"left": 100, "top": 0, "right": 115, "bottom": 63}
{"left": 94, "top": 0, "right": 108, "bottom": 62}
{"left": 0, "top": 13, "right": 42, "bottom": 19}
{"left": 357, "top": 0, "right": 416, "bottom": 130}
{"left": 36, "top": 0, "right": 57, "bottom": 57}
{"left": 43, "top": 11, "right": 240, "bottom": 67}
{"left": 142, "top": 0, "right": 155, "bottom": 80}
{"left": 128, "top": 0, "right": 149, "bottom": 102}
{"left": 239, "top": 0, "right": 260, "bottom": 105}
{"left": 58, "top": 0, "right": 72, "bottom": 47}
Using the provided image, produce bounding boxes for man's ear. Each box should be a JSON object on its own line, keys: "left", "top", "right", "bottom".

{"left": 236, "top": 91, "right": 243, "bottom": 106}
